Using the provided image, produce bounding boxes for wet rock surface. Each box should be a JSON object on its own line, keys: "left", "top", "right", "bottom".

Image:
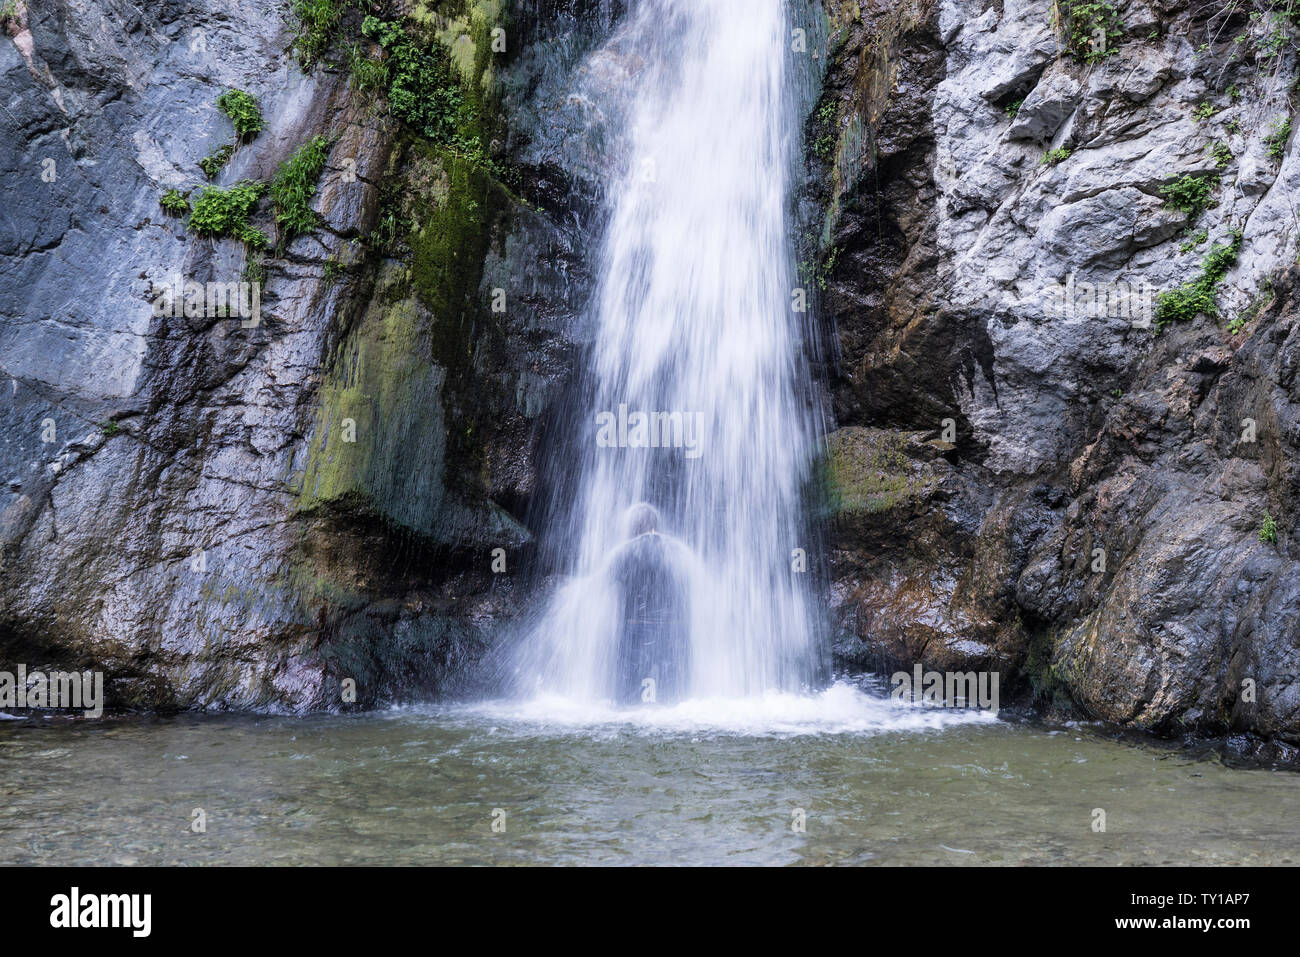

{"left": 0, "top": 0, "right": 612, "bottom": 710}
{"left": 813, "top": 0, "right": 1300, "bottom": 754}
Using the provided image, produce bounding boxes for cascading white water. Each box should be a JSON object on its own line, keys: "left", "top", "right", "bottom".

{"left": 524, "top": 0, "right": 824, "bottom": 703}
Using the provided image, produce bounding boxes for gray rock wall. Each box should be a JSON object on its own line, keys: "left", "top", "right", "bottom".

{"left": 814, "top": 0, "right": 1300, "bottom": 755}
{"left": 0, "top": 0, "right": 610, "bottom": 711}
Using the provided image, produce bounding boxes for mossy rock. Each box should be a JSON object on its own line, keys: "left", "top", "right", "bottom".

{"left": 295, "top": 141, "right": 526, "bottom": 550}
{"left": 821, "top": 427, "right": 936, "bottom": 516}
{"left": 295, "top": 263, "right": 451, "bottom": 535}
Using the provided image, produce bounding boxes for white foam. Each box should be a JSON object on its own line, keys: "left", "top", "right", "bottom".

{"left": 420, "top": 681, "right": 998, "bottom": 738}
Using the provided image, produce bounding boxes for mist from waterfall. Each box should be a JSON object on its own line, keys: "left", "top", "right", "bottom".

{"left": 520, "top": 0, "right": 826, "bottom": 703}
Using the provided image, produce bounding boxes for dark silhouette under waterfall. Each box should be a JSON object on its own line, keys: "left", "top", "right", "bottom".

{"left": 609, "top": 504, "right": 689, "bottom": 704}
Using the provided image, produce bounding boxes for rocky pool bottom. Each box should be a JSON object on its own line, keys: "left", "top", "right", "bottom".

{"left": 3, "top": 681, "right": 1298, "bottom": 866}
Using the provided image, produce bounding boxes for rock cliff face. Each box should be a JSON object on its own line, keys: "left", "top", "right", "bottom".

{"left": 0, "top": 0, "right": 614, "bottom": 709}
{"left": 812, "top": 0, "right": 1300, "bottom": 756}
{"left": 3, "top": 0, "right": 1298, "bottom": 757}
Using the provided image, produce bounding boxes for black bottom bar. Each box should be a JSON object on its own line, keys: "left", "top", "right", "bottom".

{"left": 0, "top": 865, "right": 1275, "bottom": 943}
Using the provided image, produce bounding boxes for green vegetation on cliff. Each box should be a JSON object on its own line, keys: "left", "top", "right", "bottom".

{"left": 1056, "top": 1, "right": 1123, "bottom": 63}
{"left": 188, "top": 180, "right": 269, "bottom": 248}
{"left": 271, "top": 135, "right": 331, "bottom": 242}
{"left": 363, "top": 15, "right": 465, "bottom": 145}
{"left": 1265, "top": 116, "right": 1291, "bottom": 159}
{"left": 348, "top": 41, "right": 390, "bottom": 97}
{"left": 1155, "top": 230, "right": 1243, "bottom": 328}
{"left": 294, "top": 4, "right": 517, "bottom": 525}
{"left": 198, "top": 143, "right": 235, "bottom": 180}
{"left": 292, "top": 0, "right": 346, "bottom": 69}
{"left": 293, "top": 2, "right": 526, "bottom": 544}
{"left": 298, "top": 141, "right": 506, "bottom": 530}
{"left": 1159, "top": 172, "right": 1216, "bottom": 217}
{"left": 159, "top": 188, "right": 190, "bottom": 216}
{"left": 360, "top": 13, "right": 508, "bottom": 179}
{"left": 216, "top": 89, "right": 264, "bottom": 140}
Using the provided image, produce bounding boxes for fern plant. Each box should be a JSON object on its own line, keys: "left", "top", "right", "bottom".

{"left": 216, "top": 89, "right": 264, "bottom": 141}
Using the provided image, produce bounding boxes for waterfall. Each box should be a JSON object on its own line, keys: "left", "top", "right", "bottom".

{"left": 522, "top": 0, "right": 824, "bottom": 703}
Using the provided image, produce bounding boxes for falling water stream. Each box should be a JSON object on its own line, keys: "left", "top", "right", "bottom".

{"left": 503, "top": 0, "right": 996, "bottom": 735}
{"left": 524, "top": 0, "right": 825, "bottom": 704}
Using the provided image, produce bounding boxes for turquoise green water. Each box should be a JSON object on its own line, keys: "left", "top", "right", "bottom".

{"left": 3, "top": 689, "right": 1297, "bottom": 866}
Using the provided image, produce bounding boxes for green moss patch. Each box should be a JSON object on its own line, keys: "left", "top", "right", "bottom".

{"left": 822, "top": 428, "right": 935, "bottom": 516}
{"left": 296, "top": 266, "right": 451, "bottom": 534}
